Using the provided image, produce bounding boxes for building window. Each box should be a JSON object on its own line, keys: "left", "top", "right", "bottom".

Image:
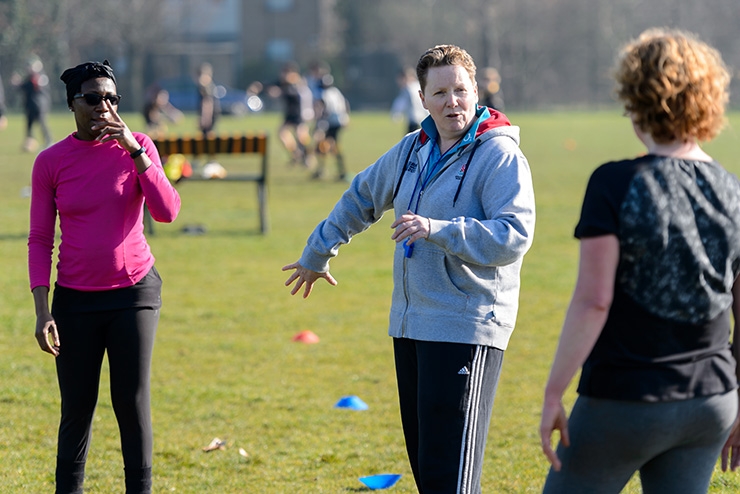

{"left": 265, "top": 0, "right": 294, "bottom": 12}
{"left": 266, "top": 39, "right": 294, "bottom": 62}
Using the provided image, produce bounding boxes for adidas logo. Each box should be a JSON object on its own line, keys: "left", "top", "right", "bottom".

{"left": 458, "top": 366, "right": 470, "bottom": 375}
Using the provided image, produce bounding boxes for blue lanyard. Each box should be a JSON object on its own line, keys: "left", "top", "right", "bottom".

{"left": 402, "top": 140, "right": 459, "bottom": 258}
{"left": 408, "top": 107, "right": 488, "bottom": 213}
{"left": 406, "top": 138, "right": 461, "bottom": 214}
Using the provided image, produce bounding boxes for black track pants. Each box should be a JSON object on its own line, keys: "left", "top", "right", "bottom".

{"left": 393, "top": 338, "right": 504, "bottom": 494}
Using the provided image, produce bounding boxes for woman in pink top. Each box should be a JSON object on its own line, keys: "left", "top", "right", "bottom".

{"left": 28, "top": 60, "right": 180, "bottom": 494}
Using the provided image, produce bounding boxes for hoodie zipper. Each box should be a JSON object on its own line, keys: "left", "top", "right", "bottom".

{"left": 398, "top": 139, "right": 476, "bottom": 337}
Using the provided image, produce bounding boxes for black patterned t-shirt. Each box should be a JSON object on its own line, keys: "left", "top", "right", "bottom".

{"left": 574, "top": 155, "right": 740, "bottom": 402}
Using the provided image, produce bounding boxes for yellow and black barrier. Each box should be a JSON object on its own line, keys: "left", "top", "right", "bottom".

{"left": 147, "top": 133, "right": 270, "bottom": 234}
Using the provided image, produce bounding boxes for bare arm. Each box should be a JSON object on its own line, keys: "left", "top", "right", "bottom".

{"left": 32, "top": 285, "right": 59, "bottom": 356}
{"left": 540, "top": 235, "right": 619, "bottom": 471}
{"left": 721, "top": 276, "right": 740, "bottom": 471}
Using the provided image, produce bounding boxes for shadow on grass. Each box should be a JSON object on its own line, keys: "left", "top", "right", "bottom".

{"left": 0, "top": 228, "right": 264, "bottom": 241}
{"left": 0, "top": 232, "right": 28, "bottom": 241}
{"left": 148, "top": 226, "right": 265, "bottom": 238}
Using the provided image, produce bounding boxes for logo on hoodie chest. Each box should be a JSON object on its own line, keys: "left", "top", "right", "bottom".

{"left": 407, "top": 161, "right": 418, "bottom": 173}
{"left": 455, "top": 163, "right": 468, "bottom": 180}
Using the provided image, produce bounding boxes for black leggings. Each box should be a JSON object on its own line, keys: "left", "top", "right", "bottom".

{"left": 52, "top": 306, "right": 158, "bottom": 494}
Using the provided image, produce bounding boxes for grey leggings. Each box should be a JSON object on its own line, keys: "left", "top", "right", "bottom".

{"left": 543, "top": 392, "right": 738, "bottom": 494}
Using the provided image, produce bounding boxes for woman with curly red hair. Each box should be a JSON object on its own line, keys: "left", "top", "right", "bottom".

{"left": 540, "top": 28, "right": 740, "bottom": 493}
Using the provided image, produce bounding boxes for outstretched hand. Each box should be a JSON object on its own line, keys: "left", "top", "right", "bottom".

{"left": 282, "top": 261, "right": 337, "bottom": 298}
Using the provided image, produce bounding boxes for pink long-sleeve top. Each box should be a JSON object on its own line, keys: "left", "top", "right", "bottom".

{"left": 28, "top": 132, "right": 181, "bottom": 291}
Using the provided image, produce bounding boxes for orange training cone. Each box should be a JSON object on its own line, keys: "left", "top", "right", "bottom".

{"left": 292, "top": 330, "right": 320, "bottom": 344}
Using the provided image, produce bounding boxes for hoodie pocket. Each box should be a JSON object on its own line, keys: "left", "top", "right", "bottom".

{"left": 398, "top": 244, "right": 499, "bottom": 321}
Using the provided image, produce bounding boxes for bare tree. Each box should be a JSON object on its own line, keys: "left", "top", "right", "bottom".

{"left": 334, "top": 0, "right": 740, "bottom": 109}
{"left": 3, "top": 0, "right": 739, "bottom": 110}
{"left": 0, "top": 0, "right": 168, "bottom": 111}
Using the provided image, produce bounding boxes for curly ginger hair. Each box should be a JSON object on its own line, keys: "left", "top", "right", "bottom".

{"left": 614, "top": 28, "right": 731, "bottom": 143}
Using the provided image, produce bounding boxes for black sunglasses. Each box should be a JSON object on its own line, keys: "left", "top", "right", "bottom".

{"left": 73, "top": 93, "right": 122, "bottom": 106}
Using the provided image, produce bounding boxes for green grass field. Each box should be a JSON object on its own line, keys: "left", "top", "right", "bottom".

{"left": 1, "top": 109, "right": 739, "bottom": 493}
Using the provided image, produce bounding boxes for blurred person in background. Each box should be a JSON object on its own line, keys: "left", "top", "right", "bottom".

{"left": 391, "top": 67, "right": 429, "bottom": 135}
{"left": 143, "top": 85, "right": 184, "bottom": 136}
{"left": 311, "top": 74, "right": 350, "bottom": 182}
{"left": 0, "top": 63, "right": 8, "bottom": 130}
{"left": 265, "top": 61, "right": 314, "bottom": 167}
{"left": 479, "top": 67, "right": 504, "bottom": 112}
{"left": 540, "top": 28, "right": 740, "bottom": 493}
{"left": 13, "top": 57, "right": 52, "bottom": 151}
{"left": 196, "top": 62, "right": 220, "bottom": 137}
{"left": 306, "top": 60, "right": 330, "bottom": 104}
{"left": 284, "top": 44, "right": 535, "bottom": 493}
{"left": 29, "top": 60, "right": 181, "bottom": 494}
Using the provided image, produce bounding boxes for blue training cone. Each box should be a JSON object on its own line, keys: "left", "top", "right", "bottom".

{"left": 359, "top": 474, "right": 402, "bottom": 490}
{"left": 334, "top": 395, "right": 369, "bottom": 411}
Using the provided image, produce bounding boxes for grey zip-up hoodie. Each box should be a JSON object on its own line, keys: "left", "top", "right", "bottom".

{"left": 299, "top": 109, "right": 535, "bottom": 350}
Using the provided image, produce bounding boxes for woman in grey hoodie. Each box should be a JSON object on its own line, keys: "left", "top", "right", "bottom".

{"left": 284, "top": 44, "right": 535, "bottom": 494}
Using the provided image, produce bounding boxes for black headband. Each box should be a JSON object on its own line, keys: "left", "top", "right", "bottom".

{"left": 61, "top": 59, "right": 117, "bottom": 107}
